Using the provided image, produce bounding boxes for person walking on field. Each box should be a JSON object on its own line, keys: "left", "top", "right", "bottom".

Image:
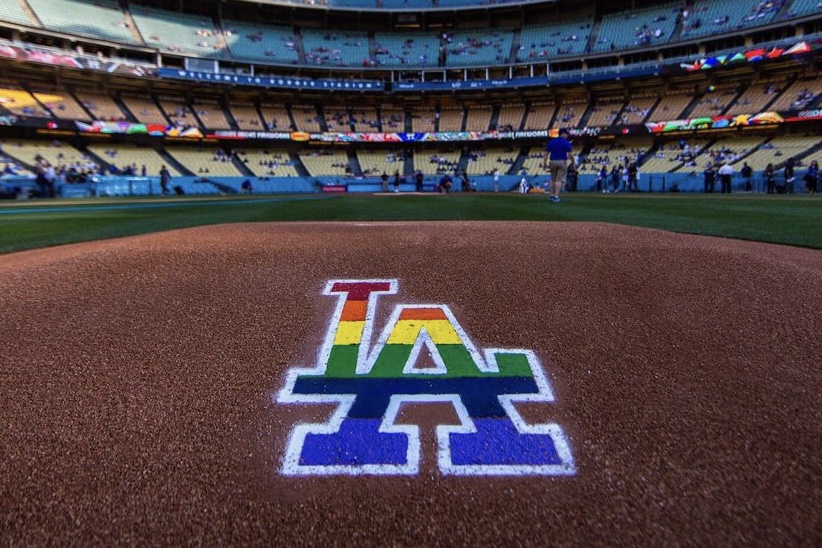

{"left": 543, "top": 128, "right": 574, "bottom": 203}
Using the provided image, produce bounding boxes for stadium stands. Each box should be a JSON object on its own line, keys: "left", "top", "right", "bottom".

{"left": 463, "top": 148, "right": 518, "bottom": 175}
{"left": 496, "top": 104, "right": 525, "bottom": 131}
{"left": 229, "top": 104, "right": 264, "bottom": 130}
{"left": 687, "top": 86, "right": 738, "bottom": 118}
{"left": 647, "top": 92, "right": 693, "bottom": 122}
{"left": 414, "top": 150, "right": 461, "bottom": 176}
{"left": 0, "top": 86, "right": 51, "bottom": 118}
{"left": 290, "top": 105, "right": 323, "bottom": 132}
{"left": 443, "top": 28, "right": 513, "bottom": 67}
{"left": 75, "top": 92, "right": 128, "bottom": 122}
{"left": 0, "top": 0, "right": 36, "bottom": 26}
{"left": 300, "top": 29, "right": 370, "bottom": 67}
{"left": 25, "top": 0, "right": 139, "bottom": 45}
{"left": 241, "top": 149, "right": 300, "bottom": 177}
{"left": 671, "top": 136, "right": 765, "bottom": 172}
{"left": 411, "top": 107, "right": 437, "bottom": 133}
{"left": 592, "top": 2, "right": 680, "bottom": 53}
{"left": 0, "top": 0, "right": 820, "bottom": 198}
{"left": 766, "top": 76, "right": 822, "bottom": 111}
{"left": 616, "top": 96, "right": 657, "bottom": 125}
{"left": 169, "top": 148, "right": 245, "bottom": 176}
{"left": 259, "top": 104, "right": 293, "bottom": 131}
{"left": 222, "top": 20, "right": 300, "bottom": 64}
{"left": 679, "top": 0, "right": 781, "bottom": 40}
{"left": 523, "top": 103, "right": 557, "bottom": 130}
{"left": 191, "top": 100, "right": 232, "bottom": 130}
{"left": 158, "top": 97, "right": 199, "bottom": 128}
{"left": 786, "top": 0, "right": 822, "bottom": 17}
{"left": 299, "top": 150, "right": 350, "bottom": 176}
{"left": 438, "top": 107, "right": 464, "bottom": 131}
{"left": 86, "top": 144, "right": 181, "bottom": 176}
{"left": 516, "top": 20, "right": 591, "bottom": 62}
{"left": 639, "top": 139, "right": 710, "bottom": 173}
{"left": 129, "top": 5, "right": 224, "bottom": 57}
{"left": 586, "top": 98, "right": 625, "bottom": 128}
{"left": 724, "top": 79, "right": 788, "bottom": 116}
{"left": 357, "top": 150, "right": 406, "bottom": 177}
{"left": 31, "top": 88, "right": 89, "bottom": 120}
{"left": 464, "top": 105, "right": 493, "bottom": 131}
{"left": 373, "top": 31, "right": 440, "bottom": 67}
{"left": 580, "top": 136, "right": 653, "bottom": 173}
{"left": 554, "top": 99, "right": 587, "bottom": 129}
{"left": 121, "top": 96, "right": 168, "bottom": 126}
{"left": 379, "top": 108, "right": 406, "bottom": 132}
{"left": 739, "top": 135, "right": 822, "bottom": 171}
{"left": 1, "top": 139, "right": 98, "bottom": 173}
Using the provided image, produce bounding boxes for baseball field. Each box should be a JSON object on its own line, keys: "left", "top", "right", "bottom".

{"left": 1, "top": 193, "right": 820, "bottom": 544}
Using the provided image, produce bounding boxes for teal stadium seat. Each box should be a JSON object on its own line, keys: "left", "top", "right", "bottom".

{"left": 130, "top": 5, "right": 224, "bottom": 58}
{"left": 517, "top": 20, "right": 591, "bottom": 62}
{"left": 591, "top": 2, "right": 680, "bottom": 53}
{"left": 443, "top": 28, "right": 514, "bottom": 67}
{"left": 681, "top": 0, "right": 781, "bottom": 40}
{"left": 0, "top": 0, "right": 35, "bottom": 26}
{"left": 223, "top": 20, "right": 300, "bottom": 64}
{"left": 26, "top": 0, "right": 138, "bottom": 44}
{"left": 373, "top": 32, "right": 440, "bottom": 67}
{"left": 301, "top": 29, "right": 370, "bottom": 67}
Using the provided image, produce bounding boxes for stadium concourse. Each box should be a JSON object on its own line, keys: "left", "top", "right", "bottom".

{"left": 1, "top": 222, "right": 821, "bottom": 544}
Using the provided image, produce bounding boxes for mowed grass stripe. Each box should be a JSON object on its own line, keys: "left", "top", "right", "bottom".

{"left": 0, "top": 193, "right": 820, "bottom": 253}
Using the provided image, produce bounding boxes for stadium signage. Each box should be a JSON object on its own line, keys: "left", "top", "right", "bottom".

{"left": 208, "top": 130, "right": 291, "bottom": 140}
{"left": 277, "top": 279, "right": 575, "bottom": 476}
{"left": 156, "top": 68, "right": 384, "bottom": 91}
{"left": 392, "top": 76, "right": 551, "bottom": 92}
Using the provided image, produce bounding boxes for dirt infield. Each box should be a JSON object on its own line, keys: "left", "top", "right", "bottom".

{"left": 2, "top": 222, "right": 821, "bottom": 545}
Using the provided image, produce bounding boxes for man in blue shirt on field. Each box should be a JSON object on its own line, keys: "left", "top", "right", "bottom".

{"left": 543, "top": 128, "right": 574, "bottom": 203}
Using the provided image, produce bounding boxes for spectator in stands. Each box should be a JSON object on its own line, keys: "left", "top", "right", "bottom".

{"left": 804, "top": 160, "right": 818, "bottom": 194}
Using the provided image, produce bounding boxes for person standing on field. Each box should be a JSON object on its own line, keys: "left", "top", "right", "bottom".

{"left": 159, "top": 165, "right": 171, "bottom": 196}
{"left": 543, "top": 128, "right": 574, "bottom": 203}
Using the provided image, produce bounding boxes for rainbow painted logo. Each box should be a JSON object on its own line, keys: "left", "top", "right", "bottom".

{"left": 277, "top": 279, "right": 575, "bottom": 476}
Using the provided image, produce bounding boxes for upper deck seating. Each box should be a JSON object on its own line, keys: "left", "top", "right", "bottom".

{"left": 26, "top": 0, "right": 137, "bottom": 44}
{"left": 591, "top": 2, "right": 679, "bottom": 53}
{"left": 130, "top": 5, "right": 224, "bottom": 57}
{"left": 223, "top": 20, "right": 299, "bottom": 64}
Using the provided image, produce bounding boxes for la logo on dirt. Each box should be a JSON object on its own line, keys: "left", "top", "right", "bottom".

{"left": 277, "top": 279, "right": 575, "bottom": 476}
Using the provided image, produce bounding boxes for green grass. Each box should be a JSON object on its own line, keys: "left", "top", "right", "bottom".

{"left": 0, "top": 193, "right": 820, "bottom": 254}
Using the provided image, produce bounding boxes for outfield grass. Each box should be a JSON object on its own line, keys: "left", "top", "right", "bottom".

{"left": 0, "top": 193, "right": 820, "bottom": 254}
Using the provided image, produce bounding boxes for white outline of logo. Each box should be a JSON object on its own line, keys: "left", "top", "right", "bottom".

{"left": 277, "top": 279, "right": 576, "bottom": 476}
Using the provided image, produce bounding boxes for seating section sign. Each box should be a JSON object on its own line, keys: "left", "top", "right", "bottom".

{"left": 277, "top": 279, "right": 576, "bottom": 476}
